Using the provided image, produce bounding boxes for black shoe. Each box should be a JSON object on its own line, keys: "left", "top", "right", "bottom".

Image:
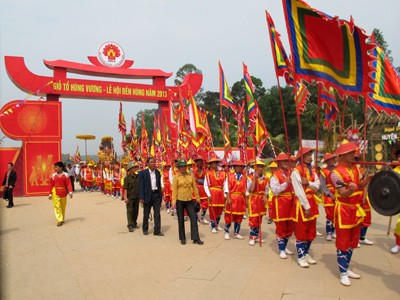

{"left": 133, "top": 224, "right": 139, "bottom": 228}
{"left": 193, "top": 239, "right": 204, "bottom": 245}
{"left": 267, "top": 219, "right": 273, "bottom": 224}
{"left": 154, "top": 232, "right": 164, "bottom": 236}
{"left": 128, "top": 227, "right": 134, "bottom": 232}
{"left": 6, "top": 205, "right": 13, "bottom": 208}
{"left": 143, "top": 231, "right": 149, "bottom": 235}
{"left": 181, "top": 239, "right": 186, "bottom": 245}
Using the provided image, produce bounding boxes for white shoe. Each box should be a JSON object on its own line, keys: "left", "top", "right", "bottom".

{"left": 298, "top": 257, "right": 309, "bottom": 268}
{"left": 316, "top": 231, "right": 323, "bottom": 236}
{"left": 211, "top": 228, "right": 217, "bottom": 234}
{"left": 347, "top": 270, "right": 361, "bottom": 279}
{"left": 279, "top": 251, "right": 287, "bottom": 259}
{"left": 167, "top": 209, "right": 171, "bottom": 214}
{"left": 285, "top": 248, "right": 294, "bottom": 255}
{"left": 357, "top": 243, "right": 360, "bottom": 248}
{"left": 332, "top": 233, "right": 337, "bottom": 239}
{"left": 255, "top": 238, "right": 265, "bottom": 243}
{"left": 224, "top": 233, "right": 230, "bottom": 240}
{"left": 359, "top": 238, "right": 374, "bottom": 245}
{"left": 202, "top": 218, "right": 209, "bottom": 224}
{"left": 390, "top": 245, "right": 400, "bottom": 254}
{"left": 340, "top": 273, "right": 351, "bottom": 286}
{"left": 217, "top": 226, "right": 223, "bottom": 231}
{"left": 234, "top": 234, "right": 244, "bottom": 240}
{"left": 326, "top": 234, "right": 332, "bottom": 241}
{"left": 249, "top": 239, "right": 255, "bottom": 246}
{"left": 243, "top": 215, "right": 247, "bottom": 219}
{"left": 197, "top": 220, "right": 200, "bottom": 226}
{"left": 305, "top": 254, "right": 317, "bottom": 265}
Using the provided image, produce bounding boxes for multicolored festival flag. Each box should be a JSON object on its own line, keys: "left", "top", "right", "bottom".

{"left": 219, "top": 62, "right": 237, "bottom": 114}
{"left": 265, "top": 10, "right": 294, "bottom": 86}
{"left": 294, "top": 81, "right": 310, "bottom": 114}
{"left": 282, "top": 0, "right": 374, "bottom": 98}
{"left": 254, "top": 109, "right": 269, "bottom": 157}
{"left": 222, "top": 117, "right": 233, "bottom": 161}
{"left": 73, "top": 145, "right": 81, "bottom": 163}
{"left": 243, "top": 63, "right": 257, "bottom": 124}
{"left": 318, "top": 84, "right": 338, "bottom": 128}
{"left": 140, "top": 112, "right": 149, "bottom": 161}
{"left": 118, "top": 101, "right": 126, "bottom": 135}
{"left": 368, "top": 45, "right": 400, "bottom": 116}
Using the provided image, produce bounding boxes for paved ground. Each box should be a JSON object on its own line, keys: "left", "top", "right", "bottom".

{"left": 1, "top": 190, "right": 399, "bottom": 300}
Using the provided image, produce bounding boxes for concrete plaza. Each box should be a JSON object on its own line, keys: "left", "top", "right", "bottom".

{"left": 1, "top": 190, "right": 399, "bottom": 300}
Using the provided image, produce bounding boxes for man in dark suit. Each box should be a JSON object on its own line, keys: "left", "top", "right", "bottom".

{"left": 138, "top": 157, "right": 164, "bottom": 236}
{"left": 2, "top": 162, "right": 17, "bottom": 208}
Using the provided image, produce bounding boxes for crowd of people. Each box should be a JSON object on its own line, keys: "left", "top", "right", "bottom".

{"left": 2, "top": 139, "right": 400, "bottom": 287}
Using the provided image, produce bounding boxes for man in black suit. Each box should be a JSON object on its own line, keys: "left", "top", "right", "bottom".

{"left": 138, "top": 157, "right": 164, "bottom": 236}
{"left": 2, "top": 162, "right": 17, "bottom": 208}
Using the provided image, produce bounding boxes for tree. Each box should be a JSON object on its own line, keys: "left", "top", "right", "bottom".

{"left": 372, "top": 28, "right": 393, "bottom": 62}
{"left": 174, "top": 64, "right": 205, "bottom": 102}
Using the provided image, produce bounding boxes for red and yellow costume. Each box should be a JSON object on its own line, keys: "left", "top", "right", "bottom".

{"left": 270, "top": 169, "right": 294, "bottom": 239}
{"left": 224, "top": 171, "right": 247, "bottom": 235}
{"left": 247, "top": 173, "right": 268, "bottom": 240}
{"left": 291, "top": 165, "right": 320, "bottom": 241}
{"left": 194, "top": 167, "right": 208, "bottom": 210}
{"left": 49, "top": 172, "right": 72, "bottom": 223}
{"left": 162, "top": 168, "right": 172, "bottom": 209}
{"left": 332, "top": 163, "right": 364, "bottom": 251}
{"left": 321, "top": 167, "right": 335, "bottom": 221}
{"left": 205, "top": 168, "right": 226, "bottom": 229}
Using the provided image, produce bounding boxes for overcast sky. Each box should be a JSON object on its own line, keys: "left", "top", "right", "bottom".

{"left": 1, "top": 0, "right": 399, "bottom": 156}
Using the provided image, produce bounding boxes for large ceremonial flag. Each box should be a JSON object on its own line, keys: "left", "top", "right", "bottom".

{"left": 318, "top": 84, "right": 338, "bottom": 128}
{"left": 118, "top": 101, "right": 126, "bottom": 135}
{"left": 73, "top": 145, "right": 81, "bottom": 163}
{"left": 265, "top": 10, "right": 295, "bottom": 86}
{"left": 369, "top": 45, "right": 400, "bottom": 116}
{"left": 282, "top": 0, "right": 374, "bottom": 98}
{"left": 219, "top": 62, "right": 237, "bottom": 114}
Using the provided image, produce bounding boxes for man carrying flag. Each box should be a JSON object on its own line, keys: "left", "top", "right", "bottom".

{"left": 223, "top": 160, "right": 247, "bottom": 240}
{"left": 204, "top": 157, "right": 226, "bottom": 233}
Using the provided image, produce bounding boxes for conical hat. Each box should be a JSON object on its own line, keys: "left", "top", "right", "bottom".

{"left": 335, "top": 140, "right": 359, "bottom": 156}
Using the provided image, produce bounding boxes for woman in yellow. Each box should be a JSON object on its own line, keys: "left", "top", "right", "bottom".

{"left": 172, "top": 159, "right": 204, "bottom": 245}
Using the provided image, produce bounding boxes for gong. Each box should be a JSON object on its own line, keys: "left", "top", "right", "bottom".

{"left": 368, "top": 170, "right": 400, "bottom": 216}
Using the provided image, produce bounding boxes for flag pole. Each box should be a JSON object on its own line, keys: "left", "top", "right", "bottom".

{"left": 276, "top": 78, "right": 291, "bottom": 154}
{"left": 315, "top": 83, "right": 322, "bottom": 170}
{"left": 340, "top": 95, "right": 347, "bottom": 141}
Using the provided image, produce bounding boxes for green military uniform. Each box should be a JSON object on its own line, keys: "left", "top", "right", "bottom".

{"left": 124, "top": 165, "right": 140, "bottom": 231}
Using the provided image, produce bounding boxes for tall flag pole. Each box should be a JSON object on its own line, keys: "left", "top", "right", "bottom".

{"left": 265, "top": 10, "right": 292, "bottom": 154}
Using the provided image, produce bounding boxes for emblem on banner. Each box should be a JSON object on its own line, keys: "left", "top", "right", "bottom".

{"left": 98, "top": 42, "right": 125, "bottom": 67}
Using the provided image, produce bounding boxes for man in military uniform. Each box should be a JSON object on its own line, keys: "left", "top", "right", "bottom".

{"left": 123, "top": 162, "right": 140, "bottom": 232}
